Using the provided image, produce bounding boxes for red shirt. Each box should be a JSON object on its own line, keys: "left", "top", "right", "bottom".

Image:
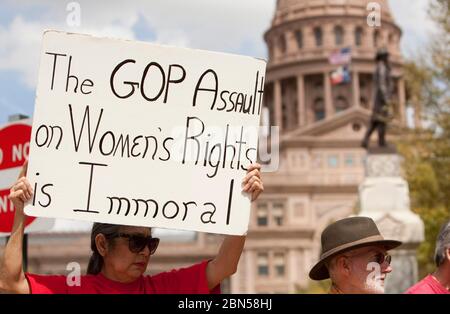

{"left": 405, "top": 274, "right": 450, "bottom": 294}
{"left": 25, "top": 260, "right": 220, "bottom": 294}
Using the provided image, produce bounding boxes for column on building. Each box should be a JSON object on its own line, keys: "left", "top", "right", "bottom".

{"left": 395, "top": 32, "right": 402, "bottom": 56}
{"left": 286, "top": 81, "right": 298, "bottom": 129}
{"left": 272, "top": 35, "right": 281, "bottom": 61}
{"left": 230, "top": 257, "right": 241, "bottom": 293}
{"left": 381, "top": 28, "right": 390, "bottom": 48}
{"left": 323, "top": 23, "right": 333, "bottom": 49}
{"left": 274, "top": 80, "right": 283, "bottom": 131}
{"left": 297, "top": 74, "right": 306, "bottom": 127}
{"left": 244, "top": 250, "right": 255, "bottom": 293}
{"left": 288, "top": 249, "right": 299, "bottom": 293}
{"left": 303, "top": 249, "right": 314, "bottom": 288}
{"left": 286, "top": 30, "right": 297, "bottom": 54}
{"left": 365, "top": 26, "right": 374, "bottom": 49}
{"left": 352, "top": 70, "right": 360, "bottom": 107}
{"left": 388, "top": 32, "right": 396, "bottom": 54}
{"left": 344, "top": 24, "right": 354, "bottom": 47}
{"left": 324, "top": 72, "right": 334, "bottom": 118}
{"left": 304, "top": 26, "right": 314, "bottom": 49}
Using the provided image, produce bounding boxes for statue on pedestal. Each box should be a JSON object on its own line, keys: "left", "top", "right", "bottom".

{"left": 361, "top": 48, "right": 394, "bottom": 149}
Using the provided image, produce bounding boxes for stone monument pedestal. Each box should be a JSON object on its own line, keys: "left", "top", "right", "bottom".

{"left": 358, "top": 146, "right": 424, "bottom": 294}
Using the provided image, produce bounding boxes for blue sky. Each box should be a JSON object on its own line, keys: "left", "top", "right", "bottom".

{"left": 0, "top": 0, "right": 437, "bottom": 125}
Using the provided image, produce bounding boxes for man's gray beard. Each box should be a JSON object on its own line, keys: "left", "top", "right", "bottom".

{"left": 364, "top": 277, "right": 385, "bottom": 294}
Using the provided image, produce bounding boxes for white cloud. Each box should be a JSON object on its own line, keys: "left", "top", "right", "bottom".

{"left": 0, "top": 16, "right": 44, "bottom": 88}
{"left": 0, "top": 0, "right": 276, "bottom": 89}
{"left": 388, "top": 0, "right": 437, "bottom": 58}
{"left": 0, "top": 0, "right": 437, "bottom": 91}
{"left": 0, "top": 10, "right": 138, "bottom": 88}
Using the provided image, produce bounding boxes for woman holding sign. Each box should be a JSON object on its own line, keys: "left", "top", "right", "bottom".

{"left": 0, "top": 161, "right": 263, "bottom": 294}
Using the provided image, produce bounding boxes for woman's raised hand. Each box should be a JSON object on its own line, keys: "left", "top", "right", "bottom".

{"left": 242, "top": 163, "right": 264, "bottom": 201}
{"left": 8, "top": 160, "right": 33, "bottom": 212}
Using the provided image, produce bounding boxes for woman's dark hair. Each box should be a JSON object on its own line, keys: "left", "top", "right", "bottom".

{"left": 86, "top": 223, "right": 153, "bottom": 275}
{"left": 87, "top": 223, "right": 122, "bottom": 275}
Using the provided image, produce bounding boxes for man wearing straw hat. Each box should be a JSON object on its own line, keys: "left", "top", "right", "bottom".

{"left": 309, "top": 217, "right": 402, "bottom": 294}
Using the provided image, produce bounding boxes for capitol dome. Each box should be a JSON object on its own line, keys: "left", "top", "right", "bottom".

{"left": 263, "top": 0, "right": 406, "bottom": 132}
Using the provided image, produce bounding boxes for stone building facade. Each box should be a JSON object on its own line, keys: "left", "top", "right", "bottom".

{"left": 231, "top": 0, "right": 408, "bottom": 293}
{"left": 1, "top": 0, "right": 410, "bottom": 294}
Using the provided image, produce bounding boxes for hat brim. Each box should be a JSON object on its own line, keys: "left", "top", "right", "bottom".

{"left": 308, "top": 239, "right": 402, "bottom": 281}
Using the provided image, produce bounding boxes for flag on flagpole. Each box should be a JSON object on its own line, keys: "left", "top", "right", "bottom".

{"left": 330, "top": 66, "right": 351, "bottom": 85}
{"left": 329, "top": 47, "right": 352, "bottom": 65}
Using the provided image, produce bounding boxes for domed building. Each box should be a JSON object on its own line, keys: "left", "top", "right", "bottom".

{"left": 230, "top": 0, "right": 409, "bottom": 293}
{"left": 264, "top": 0, "right": 405, "bottom": 130}
{"left": 3, "top": 0, "right": 411, "bottom": 295}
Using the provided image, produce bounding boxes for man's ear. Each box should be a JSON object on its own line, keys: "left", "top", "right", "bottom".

{"left": 446, "top": 247, "right": 450, "bottom": 263}
{"left": 95, "top": 234, "right": 108, "bottom": 257}
{"left": 337, "top": 255, "right": 351, "bottom": 276}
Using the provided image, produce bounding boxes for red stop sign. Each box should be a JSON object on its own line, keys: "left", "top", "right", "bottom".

{"left": 0, "top": 123, "right": 36, "bottom": 232}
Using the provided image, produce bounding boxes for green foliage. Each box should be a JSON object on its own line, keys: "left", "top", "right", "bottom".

{"left": 415, "top": 206, "right": 449, "bottom": 277}
{"left": 397, "top": 0, "right": 450, "bottom": 278}
{"left": 297, "top": 279, "right": 331, "bottom": 294}
{"left": 397, "top": 135, "right": 449, "bottom": 278}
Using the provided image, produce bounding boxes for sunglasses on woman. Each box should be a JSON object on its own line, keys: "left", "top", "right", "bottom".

{"left": 110, "top": 233, "right": 160, "bottom": 254}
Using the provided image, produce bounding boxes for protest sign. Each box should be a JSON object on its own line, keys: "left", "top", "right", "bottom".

{"left": 24, "top": 30, "right": 266, "bottom": 235}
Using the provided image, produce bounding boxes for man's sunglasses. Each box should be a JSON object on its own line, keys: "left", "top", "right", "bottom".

{"left": 110, "top": 233, "right": 160, "bottom": 254}
{"left": 345, "top": 251, "right": 392, "bottom": 266}
{"left": 374, "top": 253, "right": 392, "bottom": 266}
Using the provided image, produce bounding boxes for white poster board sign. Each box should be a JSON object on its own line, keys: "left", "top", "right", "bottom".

{"left": 25, "top": 30, "right": 266, "bottom": 235}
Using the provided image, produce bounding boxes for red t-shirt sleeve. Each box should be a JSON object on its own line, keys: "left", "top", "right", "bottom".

{"left": 148, "top": 260, "right": 221, "bottom": 294}
{"left": 405, "top": 275, "right": 450, "bottom": 294}
{"left": 25, "top": 273, "right": 68, "bottom": 294}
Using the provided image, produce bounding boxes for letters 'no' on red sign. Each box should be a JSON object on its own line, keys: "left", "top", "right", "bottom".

{"left": 0, "top": 123, "right": 36, "bottom": 232}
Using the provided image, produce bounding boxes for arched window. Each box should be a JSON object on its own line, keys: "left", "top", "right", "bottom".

{"left": 355, "top": 27, "right": 363, "bottom": 46}
{"left": 334, "top": 26, "right": 344, "bottom": 46}
{"left": 335, "top": 96, "right": 349, "bottom": 112}
{"left": 268, "top": 41, "right": 274, "bottom": 59}
{"left": 282, "top": 100, "right": 288, "bottom": 129}
{"left": 389, "top": 33, "right": 395, "bottom": 44}
{"left": 373, "top": 30, "right": 380, "bottom": 48}
{"left": 314, "top": 27, "right": 323, "bottom": 47}
{"left": 360, "top": 96, "right": 369, "bottom": 109}
{"left": 279, "top": 34, "right": 287, "bottom": 54}
{"left": 295, "top": 30, "right": 303, "bottom": 49}
{"left": 314, "top": 80, "right": 323, "bottom": 90}
{"left": 388, "top": 33, "right": 396, "bottom": 50}
{"left": 313, "top": 97, "right": 325, "bottom": 121}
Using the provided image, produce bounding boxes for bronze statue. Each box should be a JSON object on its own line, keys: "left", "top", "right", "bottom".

{"left": 361, "top": 48, "right": 393, "bottom": 149}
